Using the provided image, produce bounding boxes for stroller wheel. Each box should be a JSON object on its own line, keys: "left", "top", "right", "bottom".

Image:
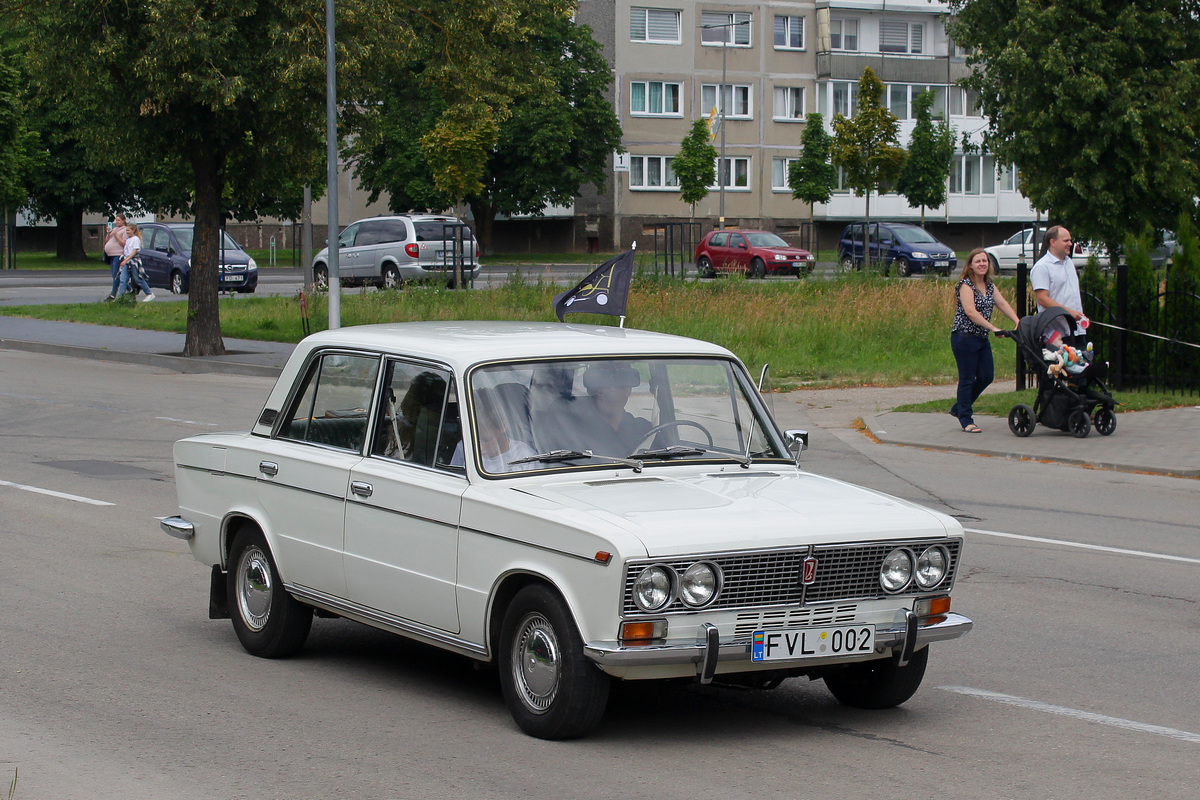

{"left": 1093, "top": 407, "right": 1117, "bottom": 436}
{"left": 1008, "top": 404, "right": 1035, "bottom": 437}
{"left": 1068, "top": 409, "right": 1092, "bottom": 438}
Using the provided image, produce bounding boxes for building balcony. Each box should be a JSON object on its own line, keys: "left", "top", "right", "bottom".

{"left": 817, "top": 51, "right": 973, "bottom": 85}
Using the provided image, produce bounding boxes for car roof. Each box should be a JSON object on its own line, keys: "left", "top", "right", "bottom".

{"left": 350, "top": 214, "right": 461, "bottom": 223}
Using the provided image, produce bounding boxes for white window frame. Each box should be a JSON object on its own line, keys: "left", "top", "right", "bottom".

{"left": 710, "top": 156, "right": 751, "bottom": 190}
{"left": 879, "top": 20, "right": 923, "bottom": 54}
{"left": 630, "top": 80, "right": 683, "bottom": 117}
{"left": 701, "top": 11, "right": 752, "bottom": 47}
{"left": 828, "top": 81, "right": 858, "bottom": 117}
{"left": 949, "top": 154, "right": 997, "bottom": 195}
{"left": 829, "top": 18, "right": 858, "bottom": 51}
{"left": 771, "top": 157, "right": 798, "bottom": 192}
{"left": 629, "top": 155, "right": 680, "bottom": 191}
{"left": 773, "top": 15, "right": 805, "bottom": 50}
{"left": 949, "top": 87, "right": 982, "bottom": 117}
{"left": 701, "top": 84, "right": 753, "bottom": 119}
{"left": 630, "top": 7, "right": 681, "bottom": 44}
{"left": 773, "top": 86, "right": 805, "bottom": 121}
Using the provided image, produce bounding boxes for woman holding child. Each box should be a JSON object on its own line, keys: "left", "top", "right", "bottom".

{"left": 950, "top": 247, "right": 1020, "bottom": 432}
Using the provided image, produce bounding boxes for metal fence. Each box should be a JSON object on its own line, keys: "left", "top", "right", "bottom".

{"left": 1016, "top": 263, "right": 1200, "bottom": 395}
{"left": 649, "top": 222, "right": 704, "bottom": 277}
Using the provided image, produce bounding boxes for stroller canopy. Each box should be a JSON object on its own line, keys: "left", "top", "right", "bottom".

{"left": 1015, "top": 307, "right": 1076, "bottom": 353}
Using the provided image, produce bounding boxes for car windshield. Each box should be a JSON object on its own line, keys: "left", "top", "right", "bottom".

{"left": 745, "top": 232, "right": 790, "bottom": 248}
{"left": 466, "top": 357, "right": 787, "bottom": 475}
{"left": 172, "top": 228, "right": 242, "bottom": 251}
{"left": 891, "top": 226, "right": 938, "bottom": 244}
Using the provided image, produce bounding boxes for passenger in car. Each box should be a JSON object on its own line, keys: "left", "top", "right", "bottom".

{"left": 451, "top": 387, "right": 537, "bottom": 473}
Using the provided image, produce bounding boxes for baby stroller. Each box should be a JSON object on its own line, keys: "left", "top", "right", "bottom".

{"left": 996, "top": 307, "right": 1117, "bottom": 438}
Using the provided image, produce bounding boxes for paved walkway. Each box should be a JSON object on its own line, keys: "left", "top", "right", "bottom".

{"left": 3, "top": 315, "right": 1197, "bottom": 478}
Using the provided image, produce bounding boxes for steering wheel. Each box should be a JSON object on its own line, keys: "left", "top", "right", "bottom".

{"left": 631, "top": 419, "right": 714, "bottom": 452}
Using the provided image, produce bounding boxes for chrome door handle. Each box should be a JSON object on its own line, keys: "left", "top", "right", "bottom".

{"left": 350, "top": 481, "right": 373, "bottom": 498}
{"left": 258, "top": 461, "right": 279, "bottom": 476}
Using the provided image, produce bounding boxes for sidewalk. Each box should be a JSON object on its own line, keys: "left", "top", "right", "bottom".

{"left": 3, "top": 315, "right": 1198, "bottom": 477}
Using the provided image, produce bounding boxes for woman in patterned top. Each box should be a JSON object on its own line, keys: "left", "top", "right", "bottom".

{"left": 950, "top": 247, "right": 1020, "bottom": 432}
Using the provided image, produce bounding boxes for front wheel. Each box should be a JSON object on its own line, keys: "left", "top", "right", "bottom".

{"left": 1068, "top": 408, "right": 1092, "bottom": 438}
{"left": 824, "top": 646, "right": 929, "bottom": 709}
{"left": 498, "top": 584, "right": 610, "bottom": 739}
{"left": 749, "top": 257, "right": 766, "bottom": 279}
{"left": 1093, "top": 407, "right": 1117, "bottom": 436}
{"left": 227, "top": 528, "right": 312, "bottom": 658}
{"left": 1008, "top": 404, "right": 1035, "bottom": 437}
{"left": 894, "top": 257, "right": 912, "bottom": 278}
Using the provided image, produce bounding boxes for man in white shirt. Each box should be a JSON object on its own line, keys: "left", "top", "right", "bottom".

{"left": 1031, "top": 226, "right": 1087, "bottom": 343}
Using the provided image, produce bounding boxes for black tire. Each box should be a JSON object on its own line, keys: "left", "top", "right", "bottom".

{"left": 1008, "top": 404, "right": 1035, "bottom": 437}
{"left": 824, "top": 646, "right": 929, "bottom": 709}
{"left": 987, "top": 254, "right": 999, "bottom": 273}
{"left": 1068, "top": 408, "right": 1092, "bottom": 438}
{"left": 381, "top": 264, "right": 402, "bottom": 290}
{"left": 313, "top": 264, "right": 329, "bottom": 291}
{"left": 1093, "top": 407, "right": 1117, "bottom": 436}
{"left": 749, "top": 257, "right": 766, "bottom": 279}
{"left": 837, "top": 253, "right": 855, "bottom": 273}
{"left": 170, "top": 270, "right": 187, "bottom": 295}
{"left": 498, "top": 584, "right": 610, "bottom": 740}
{"left": 894, "top": 257, "right": 911, "bottom": 278}
{"left": 697, "top": 256, "right": 715, "bottom": 278}
{"left": 227, "top": 528, "right": 312, "bottom": 658}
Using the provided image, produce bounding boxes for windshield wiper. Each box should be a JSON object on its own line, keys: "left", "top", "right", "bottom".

{"left": 512, "top": 449, "right": 644, "bottom": 472}
{"left": 632, "top": 445, "right": 707, "bottom": 460}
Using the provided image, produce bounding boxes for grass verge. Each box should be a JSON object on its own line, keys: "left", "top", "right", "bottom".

{"left": 895, "top": 387, "right": 1190, "bottom": 415}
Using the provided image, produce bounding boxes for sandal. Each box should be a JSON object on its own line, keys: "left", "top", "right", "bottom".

{"left": 962, "top": 424, "right": 982, "bottom": 433}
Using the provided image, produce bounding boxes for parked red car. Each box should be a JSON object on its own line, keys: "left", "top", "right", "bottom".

{"left": 696, "top": 229, "right": 815, "bottom": 278}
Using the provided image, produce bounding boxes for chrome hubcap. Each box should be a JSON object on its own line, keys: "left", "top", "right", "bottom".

{"left": 237, "top": 547, "right": 273, "bottom": 631}
{"left": 512, "top": 613, "right": 560, "bottom": 714}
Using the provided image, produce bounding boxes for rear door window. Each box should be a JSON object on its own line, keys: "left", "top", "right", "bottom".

{"left": 279, "top": 352, "right": 381, "bottom": 452}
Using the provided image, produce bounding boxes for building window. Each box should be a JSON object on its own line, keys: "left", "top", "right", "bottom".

{"left": 949, "top": 154, "right": 996, "bottom": 195}
{"left": 629, "top": 155, "right": 679, "bottom": 190}
{"left": 830, "top": 19, "right": 858, "bottom": 51}
{"left": 830, "top": 81, "right": 858, "bottom": 117}
{"left": 949, "top": 87, "right": 982, "bottom": 117}
{"left": 774, "top": 15, "right": 804, "bottom": 50}
{"left": 834, "top": 165, "right": 850, "bottom": 193}
{"left": 773, "top": 87, "right": 805, "bottom": 121}
{"left": 630, "top": 7, "right": 681, "bottom": 44}
{"left": 701, "top": 11, "right": 751, "bottom": 46}
{"left": 879, "top": 20, "right": 923, "bottom": 54}
{"left": 702, "top": 84, "right": 752, "bottom": 119}
{"left": 711, "top": 157, "right": 751, "bottom": 190}
{"left": 631, "top": 81, "right": 682, "bottom": 116}
{"left": 771, "top": 157, "right": 798, "bottom": 191}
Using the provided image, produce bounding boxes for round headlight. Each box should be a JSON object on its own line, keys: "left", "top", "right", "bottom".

{"left": 915, "top": 546, "right": 948, "bottom": 589}
{"left": 679, "top": 562, "right": 721, "bottom": 608}
{"left": 633, "top": 565, "right": 674, "bottom": 611}
{"left": 880, "top": 548, "right": 914, "bottom": 593}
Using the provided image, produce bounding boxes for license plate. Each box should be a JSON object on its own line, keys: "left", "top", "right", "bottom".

{"left": 751, "top": 625, "right": 875, "bottom": 662}
{"left": 934, "top": 260, "right": 949, "bottom": 267}
{"left": 223, "top": 274, "right": 244, "bottom": 282}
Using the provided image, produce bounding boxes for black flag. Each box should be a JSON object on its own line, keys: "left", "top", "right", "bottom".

{"left": 553, "top": 249, "right": 635, "bottom": 322}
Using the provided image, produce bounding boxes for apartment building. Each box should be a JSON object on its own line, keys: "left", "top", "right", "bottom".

{"left": 574, "top": 0, "right": 1037, "bottom": 251}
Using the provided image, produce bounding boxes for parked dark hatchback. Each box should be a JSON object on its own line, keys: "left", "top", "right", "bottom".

{"left": 695, "top": 230, "right": 815, "bottom": 278}
{"left": 838, "top": 222, "right": 956, "bottom": 276}
{"left": 137, "top": 223, "right": 258, "bottom": 295}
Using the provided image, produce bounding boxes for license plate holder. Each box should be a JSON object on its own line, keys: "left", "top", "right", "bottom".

{"left": 934, "top": 260, "right": 949, "bottom": 267}
{"left": 751, "top": 624, "right": 875, "bottom": 662}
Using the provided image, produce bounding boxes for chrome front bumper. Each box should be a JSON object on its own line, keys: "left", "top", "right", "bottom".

{"left": 584, "top": 612, "right": 973, "bottom": 682}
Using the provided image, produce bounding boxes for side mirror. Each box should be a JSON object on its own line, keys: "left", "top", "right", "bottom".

{"left": 785, "top": 429, "right": 809, "bottom": 463}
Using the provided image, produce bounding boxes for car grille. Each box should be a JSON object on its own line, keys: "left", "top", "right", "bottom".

{"left": 621, "top": 539, "right": 962, "bottom": 616}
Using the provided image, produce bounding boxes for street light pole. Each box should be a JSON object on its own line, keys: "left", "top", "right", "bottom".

{"left": 324, "top": 0, "right": 341, "bottom": 329}
{"left": 700, "top": 19, "right": 749, "bottom": 231}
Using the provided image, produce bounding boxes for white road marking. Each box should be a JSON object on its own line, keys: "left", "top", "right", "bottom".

{"left": 939, "top": 686, "right": 1200, "bottom": 744}
{"left": 0, "top": 479, "right": 115, "bottom": 506}
{"left": 965, "top": 527, "right": 1200, "bottom": 566}
{"left": 155, "top": 416, "right": 217, "bottom": 427}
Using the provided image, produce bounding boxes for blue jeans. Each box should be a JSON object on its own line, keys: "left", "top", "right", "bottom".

{"left": 950, "top": 332, "right": 993, "bottom": 428}
{"left": 108, "top": 255, "right": 122, "bottom": 296}
{"left": 117, "top": 260, "right": 152, "bottom": 297}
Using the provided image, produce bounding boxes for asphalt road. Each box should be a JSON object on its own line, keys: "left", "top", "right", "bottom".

{"left": 1, "top": 350, "right": 1198, "bottom": 799}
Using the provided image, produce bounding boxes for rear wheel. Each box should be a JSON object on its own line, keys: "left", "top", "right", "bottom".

{"left": 227, "top": 528, "right": 312, "bottom": 658}
{"left": 837, "top": 253, "right": 855, "bottom": 273}
{"left": 824, "top": 647, "right": 929, "bottom": 709}
{"left": 697, "top": 256, "right": 715, "bottom": 278}
{"left": 749, "top": 257, "right": 766, "bottom": 279}
{"left": 1093, "top": 407, "right": 1117, "bottom": 436}
{"left": 170, "top": 270, "right": 186, "bottom": 295}
{"left": 313, "top": 264, "right": 329, "bottom": 291}
{"left": 498, "top": 584, "right": 610, "bottom": 739}
{"left": 381, "top": 264, "right": 402, "bottom": 290}
{"left": 1068, "top": 408, "right": 1092, "bottom": 438}
{"left": 1008, "top": 404, "right": 1035, "bottom": 437}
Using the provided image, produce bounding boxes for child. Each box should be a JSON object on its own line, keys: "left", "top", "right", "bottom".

{"left": 117, "top": 224, "right": 155, "bottom": 302}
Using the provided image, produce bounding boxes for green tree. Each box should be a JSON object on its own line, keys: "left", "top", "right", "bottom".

{"left": 674, "top": 119, "right": 718, "bottom": 213}
{"left": 788, "top": 113, "right": 836, "bottom": 214}
{"left": 0, "top": 49, "right": 38, "bottom": 211}
{"left": 832, "top": 68, "right": 907, "bottom": 271}
{"left": 947, "top": 0, "right": 1200, "bottom": 260}
{"left": 896, "top": 90, "right": 955, "bottom": 227}
{"left": 347, "top": 10, "right": 622, "bottom": 251}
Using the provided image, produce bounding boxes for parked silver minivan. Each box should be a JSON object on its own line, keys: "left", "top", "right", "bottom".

{"left": 312, "top": 215, "right": 480, "bottom": 289}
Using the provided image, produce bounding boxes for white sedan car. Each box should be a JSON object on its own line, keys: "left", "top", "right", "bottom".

{"left": 161, "top": 321, "right": 971, "bottom": 739}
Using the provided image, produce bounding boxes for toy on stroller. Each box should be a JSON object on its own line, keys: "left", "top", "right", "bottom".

{"left": 995, "top": 307, "right": 1118, "bottom": 438}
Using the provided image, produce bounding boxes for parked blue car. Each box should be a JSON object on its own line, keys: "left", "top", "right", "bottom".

{"left": 837, "top": 222, "right": 957, "bottom": 276}
{"left": 137, "top": 223, "right": 258, "bottom": 295}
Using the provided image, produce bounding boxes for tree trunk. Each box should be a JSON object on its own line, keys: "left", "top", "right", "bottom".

{"left": 183, "top": 152, "right": 227, "bottom": 357}
{"left": 467, "top": 198, "right": 497, "bottom": 257}
{"left": 865, "top": 192, "right": 873, "bottom": 272}
{"left": 55, "top": 205, "right": 88, "bottom": 261}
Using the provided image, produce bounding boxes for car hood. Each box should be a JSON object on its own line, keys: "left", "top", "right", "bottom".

{"left": 514, "top": 468, "right": 957, "bottom": 557}
{"left": 757, "top": 246, "right": 812, "bottom": 257}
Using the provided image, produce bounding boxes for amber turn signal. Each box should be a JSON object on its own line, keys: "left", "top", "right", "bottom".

{"left": 619, "top": 620, "right": 667, "bottom": 644}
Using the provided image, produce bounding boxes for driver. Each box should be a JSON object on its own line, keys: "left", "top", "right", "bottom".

{"left": 567, "top": 363, "right": 652, "bottom": 457}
